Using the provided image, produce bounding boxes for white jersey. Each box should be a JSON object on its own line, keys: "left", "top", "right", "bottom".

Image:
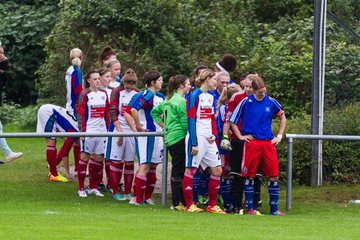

{"left": 65, "top": 65, "right": 83, "bottom": 117}
{"left": 109, "top": 87, "right": 139, "bottom": 131}
{"left": 36, "top": 104, "right": 78, "bottom": 134}
{"left": 77, "top": 89, "right": 110, "bottom": 133}
{"left": 109, "top": 81, "right": 120, "bottom": 89}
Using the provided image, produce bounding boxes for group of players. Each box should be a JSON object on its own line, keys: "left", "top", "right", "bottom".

{"left": 36, "top": 46, "right": 286, "bottom": 216}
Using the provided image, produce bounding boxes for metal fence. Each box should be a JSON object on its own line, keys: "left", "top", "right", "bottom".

{"left": 286, "top": 134, "right": 360, "bottom": 211}
{"left": 0, "top": 131, "right": 169, "bottom": 206}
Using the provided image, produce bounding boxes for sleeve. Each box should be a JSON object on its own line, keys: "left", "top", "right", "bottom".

{"left": 77, "top": 90, "right": 88, "bottom": 132}
{"left": 151, "top": 101, "right": 164, "bottom": 124}
{"left": 124, "top": 92, "right": 141, "bottom": 114}
{"left": 187, "top": 92, "right": 199, "bottom": 147}
{"left": 211, "top": 95, "right": 218, "bottom": 138}
{"left": 131, "top": 91, "right": 149, "bottom": 111}
{"left": 71, "top": 68, "right": 83, "bottom": 112}
{"left": 179, "top": 99, "right": 188, "bottom": 132}
{"left": 109, "top": 88, "right": 120, "bottom": 122}
{"left": 228, "top": 98, "right": 246, "bottom": 125}
{"left": 218, "top": 105, "right": 226, "bottom": 134}
{"left": 271, "top": 98, "right": 284, "bottom": 117}
{"left": 104, "top": 94, "right": 110, "bottom": 129}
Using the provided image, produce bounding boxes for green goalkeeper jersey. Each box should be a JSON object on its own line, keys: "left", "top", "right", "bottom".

{"left": 151, "top": 92, "right": 187, "bottom": 147}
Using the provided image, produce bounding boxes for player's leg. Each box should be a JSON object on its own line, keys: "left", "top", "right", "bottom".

{"left": 242, "top": 140, "right": 262, "bottom": 214}
{"left": 87, "top": 137, "right": 106, "bottom": 197}
{"left": 229, "top": 139, "right": 245, "bottom": 214}
{"left": 254, "top": 172, "right": 263, "bottom": 211}
{"left": 77, "top": 144, "right": 90, "bottom": 197}
{"left": 168, "top": 138, "right": 186, "bottom": 209}
{"left": 262, "top": 141, "right": 284, "bottom": 216}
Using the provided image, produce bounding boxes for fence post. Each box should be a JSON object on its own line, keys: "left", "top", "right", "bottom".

{"left": 161, "top": 137, "right": 168, "bottom": 207}
{"left": 286, "top": 137, "right": 293, "bottom": 211}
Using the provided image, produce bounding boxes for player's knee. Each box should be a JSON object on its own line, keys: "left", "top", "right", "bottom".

{"left": 210, "top": 166, "right": 222, "bottom": 176}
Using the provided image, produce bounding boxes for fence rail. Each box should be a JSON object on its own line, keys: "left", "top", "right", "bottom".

{"left": 285, "top": 134, "right": 360, "bottom": 211}
{"left": 0, "top": 131, "right": 168, "bottom": 207}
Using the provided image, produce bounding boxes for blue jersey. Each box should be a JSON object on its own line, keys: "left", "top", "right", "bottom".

{"left": 127, "top": 90, "right": 164, "bottom": 132}
{"left": 229, "top": 95, "right": 283, "bottom": 140}
{"left": 209, "top": 90, "right": 220, "bottom": 112}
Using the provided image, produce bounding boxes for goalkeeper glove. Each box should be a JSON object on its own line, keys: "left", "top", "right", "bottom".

{"left": 220, "top": 134, "right": 232, "bottom": 150}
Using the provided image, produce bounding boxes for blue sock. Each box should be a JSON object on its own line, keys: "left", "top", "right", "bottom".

{"left": 268, "top": 181, "right": 280, "bottom": 212}
{"left": 221, "top": 178, "right": 232, "bottom": 206}
{"left": 192, "top": 171, "right": 200, "bottom": 202}
{"left": 199, "top": 172, "right": 210, "bottom": 196}
{"left": 244, "top": 178, "right": 254, "bottom": 210}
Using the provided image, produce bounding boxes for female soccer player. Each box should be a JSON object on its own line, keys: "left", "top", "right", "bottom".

{"left": 77, "top": 71, "right": 110, "bottom": 198}
{"left": 151, "top": 75, "right": 191, "bottom": 210}
{"left": 65, "top": 48, "right": 82, "bottom": 173}
{"left": 216, "top": 83, "right": 241, "bottom": 212}
{"left": 36, "top": 104, "right": 79, "bottom": 182}
{"left": 229, "top": 75, "right": 286, "bottom": 216}
{"left": 105, "top": 68, "right": 139, "bottom": 201}
{"left": 104, "top": 59, "right": 121, "bottom": 89}
{"left": 124, "top": 71, "right": 164, "bottom": 205}
{"left": 182, "top": 69, "right": 225, "bottom": 214}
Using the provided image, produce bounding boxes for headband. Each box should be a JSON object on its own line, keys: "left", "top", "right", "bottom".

{"left": 216, "top": 62, "right": 229, "bottom": 75}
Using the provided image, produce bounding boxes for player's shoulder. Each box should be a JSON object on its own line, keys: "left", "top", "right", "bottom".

{"left": 155, "top": 91, "right": 165, "bottom": 99}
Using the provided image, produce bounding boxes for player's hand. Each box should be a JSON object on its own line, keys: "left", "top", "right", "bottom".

{"left": 117, "top": 137, "right": 123, "bottom": 146}
{"left": 207, "top": 135, "right": 216, "bottom": 144}
{"left": 191, "top": 146, "right": 199, "bottom": 156}
{"left": 220, "top": 138, "right": 232, "bottom": 150}
{"left": 136, "top": 125, "right": 148, "bottom": 132}
{"left": 240, "top": 135, "right": 253, "bottom": 143}
{"left": 271, "top": 137, "right": 281, "bottom": 145}
{"left": 66, "top": 172, "right": 73, "bottom": 181}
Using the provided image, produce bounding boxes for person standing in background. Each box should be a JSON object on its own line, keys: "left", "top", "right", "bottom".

{"left": 0, "top": 44, "right": 23, "bottom": 164}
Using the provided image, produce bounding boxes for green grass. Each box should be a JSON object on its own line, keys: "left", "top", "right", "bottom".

{"left": 0, "top": 126, "right": 360, "bottom": 239}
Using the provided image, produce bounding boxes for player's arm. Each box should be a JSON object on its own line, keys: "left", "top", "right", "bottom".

{"left": 109, "top": 89, "right": 123, "bottom": 132}
{"left": 187, "top": 92, "right": 199, "bottom": 155}
{"left": 77, "top": 90, "right": 88, "bottom": 133}
{"left": 228, "top": 100, "right": 253, "bottom": 142}
{"left": 151, "top": 101, "right": 164, "bottom": 129}
{"left": 271, "top": 110, "right": 287, "bottom": 145}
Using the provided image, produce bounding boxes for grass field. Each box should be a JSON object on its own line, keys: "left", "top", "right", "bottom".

{"left": 0, "top": 125, "right": 359, "bottom": 239}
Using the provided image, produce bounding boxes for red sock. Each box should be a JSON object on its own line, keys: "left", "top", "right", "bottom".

{"left": 110, "top": 161, "right": 123, "bottom": 196}
{"left": 73, "top": 144, "right": 80, "bottom": 172}
{"left": 145, "top": 169, "right": 157, "bottom": 200}
{"left": 89, "top": 160, "right": 103, "bottom": 190}
{"left": 105, "top": 161, "right": 111, "bottom": 185}
{"left": 134, "top": 174, "right": 147, "bottom": 203}
{"left": 77, "top": 160, "right": 88, "bottom": 190}
{"left": 46, "top": 145, "right": 58, "bottom": 176}
{"left": 124, "top": 162, "right": 134, "bottom": 195}
{"left": 54, "top": 138, "right": 74, "bottom": 168}
{"left": 182, "top": 172, "right": 194, "bottom": 208}
{"left": 208, "top": 175, "right": 221, "bottom": 207}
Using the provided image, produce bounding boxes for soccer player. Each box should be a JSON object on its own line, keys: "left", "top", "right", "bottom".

{"left": 36, "top": 104, "right": 79, "bottom": 182}
{"left": 65, "top": 48, "right": 82, "bottom": 173}
{"left": 98, "top": 45, "right": 117, "bottom": 67}
{"left": 229, "top": 75, "right": 286, "bottom": 216}
{"left": 105, "top": 59, "right": 121, "bottom": 88}
{"left": 124, "top": 71, "right": 164, "bottom": 205}
{"left": 77, "top": 71, "right": 110, "bottom": 198}
{"left": 151, "top": 75, "right": 192, "bottom": 210}
{"left": 182, "top": 69, "right": 225, "bottom": 214}
{"left": 216, "top": 83, "right": 241, "bottom": 212}
{"left": 221, "top": 74, "right": 263, "bottom": 214}
{"left": 105, "top": 68, "right": 139, "bottom": 201}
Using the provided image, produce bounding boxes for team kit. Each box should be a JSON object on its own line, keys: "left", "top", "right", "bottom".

{"left": 36, "top": 47, "right": 286, "bottom": 216}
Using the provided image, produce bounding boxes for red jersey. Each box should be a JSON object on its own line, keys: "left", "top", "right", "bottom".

{"left": 224, "top": 91, "right": 247, "bottom": 140}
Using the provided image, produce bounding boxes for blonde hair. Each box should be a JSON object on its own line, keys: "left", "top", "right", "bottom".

{"left": 104, "top": 58, "right": 121, "bottom": 69}
{"left": 194, "top": 69, "right": 215, "bottom": 88}
{"left": 218, "top": 83, "right": 241, "bottom": 107}
{"left": 70, "top": 48, "right": 82, "bottom": 67}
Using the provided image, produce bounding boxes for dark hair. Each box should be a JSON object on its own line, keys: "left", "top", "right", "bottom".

{"left": 166, "top": 75, "right": 188, "bottom": 100}
{"left": 190, "top": 65, "right": 208, "bottom": 86}
{"left": 217, "top": 54, "right": 237, "bottom": 72}
{"left": 84, "top": 70, "right": 99, "bottom": 88}
{"left": 251, "top": 75, "right": 266, "bottom": 90}
{"left": 194, "top": 69, "right": 215, "bottom": 88}
{"left": 98, "top": 67, "right": 109, "bottom": 76}
{"left": 144, "top": 70, "right": 161, "bottom": 87}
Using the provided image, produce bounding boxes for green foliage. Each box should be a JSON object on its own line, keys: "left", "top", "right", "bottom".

{"left": 278, "top": 103, "right": 360, "bottom": 184}
{"left": 0, "top": 0, "right": 59, "bottom": 105}
{"left": 0, "top": 103, "right": 38, "bottom": 131}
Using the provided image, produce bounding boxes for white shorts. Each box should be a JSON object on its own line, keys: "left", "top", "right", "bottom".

{"left": 81, "top": 137, "right": 105, "bottom": 155}
{"left": 185, "top": 134, "right": 220, "bottom": 169}
{"left": 104, "top": 129, "right": 135, "bottom": 162}
{"left": 136, "top": 136, "right": 163, "bottom": 165}
{"left": 37, "top": 104, "right": 78, "bottom": 139}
